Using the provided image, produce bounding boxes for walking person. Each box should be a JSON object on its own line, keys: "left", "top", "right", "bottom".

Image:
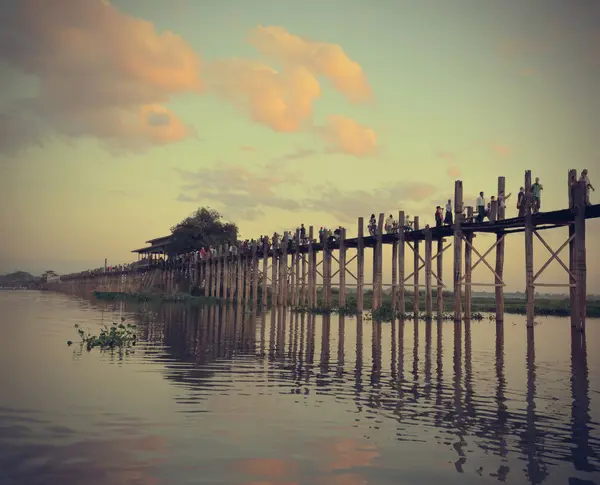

{"left": 580, "top": 169, "right": 595, "bottom": 205}
{"left": 444, "top": 199, "right": 453, "bottom": 224}
{"left": 532, "top": 177, "right": 543, "bottom": 213}
{"left": 435, "top": 206, "right": 443, "bottom": 227}
{"left": 476, "top": 192, "right": 486, "bottom": 223}
{"left": 517, "top": 187, "right": 525, "bottom": 217}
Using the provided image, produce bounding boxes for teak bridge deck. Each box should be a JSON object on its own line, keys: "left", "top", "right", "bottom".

{"left": 65, "top": 171, "right": 598, "bottom": 332}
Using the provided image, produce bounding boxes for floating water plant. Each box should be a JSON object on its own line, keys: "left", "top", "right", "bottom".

{"left": 69, "top": 317, "right": 137, "bottom": 352}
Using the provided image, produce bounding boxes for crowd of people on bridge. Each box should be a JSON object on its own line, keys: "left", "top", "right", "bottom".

{"left": 57, "top": 170, "right": 595, "bottom": 282}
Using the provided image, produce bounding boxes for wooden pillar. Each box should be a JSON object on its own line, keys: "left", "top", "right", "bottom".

{"left": 372, "top": 213, "right": 384, "bottom": 310}
{"left": 236, "top": 250, "right": 243, "bottom": 304}
{"left": 464, "top": 229, "right": 473, "bottom": 321}
{"left": 391, "top": 223, "right": 398, "bottom": 313}
{"left": 524, "top": 170, "right": 535, "bottom": 327}
{"left": 294, "top": 231, "right": 301, "bottom": 306}
{"left": 301, "top": 240, "right": 307, "bottom": 306}
{"left": 291, "top": 229, "right": 299, "bottom": 306}
{"left": 495, "top": 176, "right": 506, "bottom": 322}
{"left": 574, "top": 180, "right": 587, "bottom": 332}
{"left": 425, "top": 226, "right": 432, "bottom": 318}
{"left": 271, "top": 238, "right": 278, "bottom": 306}
{"left": 222, "top": 244, "right": 229, "bottom": 300}
{"left": 356, "top": 217, "right": 365, "bottom": 314}
{"left": 251, "top": 242, "right": 258, "bottom": 307}
{"left": 307, "top": 226, "right": 314, "bottom": 308}
{"left": 568, "top": 169, "right": 577, "bottom": 328}
{"left": 244, "top": 250, "right": 251, "bottom": 303}
{"left": 338, "top": 228, "right": 347, "bottom": 308}
{"left": 489, "top": 200, "right": 498, "bottom": 222}
{"left": 398, "top": 211, "right": 406, "bottom": 316}
{"left": 436, "top": 238, "right": 444, "bottom": 315}
{"left": 413, "top": 216, "right": 420, "bottom": 315}
{"left": 453, "top": 180, "right": 464, "bottom": 322}
{"left": 215, "top": 246, "right": 222, "bottom": 298}
{"left": 312, "top": 231, "right": 318, "bottom": 306}
{"left": 280, "top": 232, "right": 289, "bottom": 306}
{"left": 323, "top": 234, "right": 332, "bottom": 307}
{"left": 262, "top": 239, "right": 269, "bottom": 307}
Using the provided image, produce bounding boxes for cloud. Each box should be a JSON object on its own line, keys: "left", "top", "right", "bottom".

{"left": 436, "top": 151, "right": 456, "bottom": 160}
{"left": 175, "top": 165, "right": 302, "bottom": 220}
{"left": 318, "top": 115, "right": 378, "bottom": 157}
{"left": 247, "top": 25, "right": 373, "bottom": 103}
{"left": 0, "top": 0, "right": 201, "bottom": 154}
{"left": 205, "top": 58, "right": 320, "bottom": 132}
{"left": 239, "top": 145, "right": 257, "bottom": 151}
{"left": 304, "top": 181, "right": 438, "bottom": 222}
{"left": 271, "top": 148, "right": 318, "bottom": 162}
{"left": 447, "top": 165, "right": 461, "bottom": 178}
{"left": 492, "top": 144, "right": 511, "bottom": 156}
{"left": 176, "top": 164, "right": 437, "bottom": 223}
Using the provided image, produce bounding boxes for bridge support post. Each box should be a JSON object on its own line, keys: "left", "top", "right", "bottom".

{"left": 568, "top": 169, "right": 577, "bottom": 328}
{"left": 495, "top": 176, "right": 506, "bottom": 322}
{"left": 262, "top": 239, "right": 268, "bottom": 307}
{"left": 464, "top": 229, "right": 473, "bottom": 320}
{"left": 339, "top": 228, "right": 347, "bottom": 309}
{"left": 424, "top": 226, "right": 433, "bottom": 319}
{"left": 280, "top": 232, "right": 288, "bottom": 306}
{"left": 398, "top": 211, "right": 406, "bottom": 316}
{"left": 391, "top": 223, "right": 398, "bottom": 313}
{"left": 357, "top": 217, "right": 365, "bottom": 314}
{"left": 301, "top": 241, "right": 307, "bottom": 307}
{"left": 223, "top": 244, "right": 229, "bottom": 300}
{"left": 524, "top": 170, "right": 535, "bottom": 327}
{"left": 453, "top": 180, "right": 464, "bottom": 322}
{"left": 436, "top": 238, "right": 444, "bottom": 315}
{"left": 324, "top": 234, "right": 332, "bottom": 308}
{"left": 271, "top": 237, "right": 278, "bottom": 306}
{"left": 307, "top": 227, "right": 314, "bottom": 308}
{"left": 413, "top": 216, "right": 420, "bottom": 315}
{"left": 372, "top": 213, "right": 384, "bottom": 312}
{"left": 574, "top": 181, "right": 587, "bottom": 332}
{"left": 236, "top": 250, "right": 242, "bottom": 304}
{"left": 251, "top": 242, "right": 258, "bottom": 308}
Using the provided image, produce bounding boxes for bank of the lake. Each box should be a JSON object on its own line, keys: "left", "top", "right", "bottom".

{"left": 91, "top": 287, "right": 600, "bottom": 319}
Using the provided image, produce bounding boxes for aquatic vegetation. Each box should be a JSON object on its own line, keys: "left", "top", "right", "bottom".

{"left": 69, "top": 317, "right": 137, "bottom": 352}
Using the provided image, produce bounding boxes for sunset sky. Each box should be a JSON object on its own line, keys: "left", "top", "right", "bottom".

{"left": 1, "top": 0, "right": 599, "bottom": 292}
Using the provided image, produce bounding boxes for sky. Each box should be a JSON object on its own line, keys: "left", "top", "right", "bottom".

{"left": 0, "top": 0, "right": 599, "bottom": 293}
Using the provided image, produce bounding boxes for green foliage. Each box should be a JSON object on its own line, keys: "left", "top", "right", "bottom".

{"left": 169, "top": 207, "right": 238, "bottom": 255}
{"left": 70, "top": 317, "right": 137, "bottom": 353}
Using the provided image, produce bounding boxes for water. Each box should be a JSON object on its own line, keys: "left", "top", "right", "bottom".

{"left": 0, "top": 291, "right": 599, "bottom": 485}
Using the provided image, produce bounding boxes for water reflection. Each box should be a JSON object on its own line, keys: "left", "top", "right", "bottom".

{"left": 1, "top": 291, "right": 599, "bottom": 485}
{"left": 127, "top": 303, "right": 600, "bottom": 481}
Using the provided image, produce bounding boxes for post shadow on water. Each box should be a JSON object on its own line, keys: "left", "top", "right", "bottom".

{"left": 90, "top": 298, "right": 598, "bottom": 484}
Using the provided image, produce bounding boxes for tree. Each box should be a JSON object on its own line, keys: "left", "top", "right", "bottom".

{"left": 40, "top": 270, "right": 58, "bottom": 282}
{"left": 168, "top": 207, "right": 238, "bottom": 255}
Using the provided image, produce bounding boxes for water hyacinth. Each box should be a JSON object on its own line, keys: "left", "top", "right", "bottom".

{"left": 68, "top": 317, "right": 137, "bottom": 353}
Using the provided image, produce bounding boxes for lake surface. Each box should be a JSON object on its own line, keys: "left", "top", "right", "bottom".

{"left": 1, "top": 290, "right": 599, "bottom": 485}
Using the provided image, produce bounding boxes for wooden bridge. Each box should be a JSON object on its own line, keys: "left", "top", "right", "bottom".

{"left": 61, "top": 170, "right": 597, "bottom": 331}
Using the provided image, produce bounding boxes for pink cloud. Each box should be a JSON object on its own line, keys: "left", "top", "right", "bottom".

{"left": 447, "top": 165, "right": 461, "bottom": 178}
{"left": 240, "top": 145, "right": 257, "bottom": 152}
{"left": 318, "top": 115, "right": 378, "bottom": 157}
{"left": 0, "top": 0, "right": 202, "bottom": 153}
{"left": 493, "top": 144, "right": 511, "bottom": 156}
{"left": 436, "top": 151, "right": 456, "bottom": 160}
{"left": 247, "top": 25, "right": 373, "bottom": 103}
